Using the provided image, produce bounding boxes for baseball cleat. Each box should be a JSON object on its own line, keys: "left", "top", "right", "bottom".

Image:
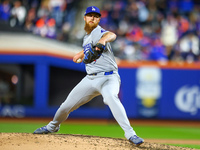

{"left": 129, "top": 135, "right": 144, "bottom": 146}
{"left": 33, "top": 126, "right": 59, "bottom": 134}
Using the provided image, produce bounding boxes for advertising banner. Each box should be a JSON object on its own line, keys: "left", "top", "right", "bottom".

{"left": 136, "top": 67, "right": 161, "bottom": 118}
{"left": 159, "top": 69, "right": 200, "bottom": 119}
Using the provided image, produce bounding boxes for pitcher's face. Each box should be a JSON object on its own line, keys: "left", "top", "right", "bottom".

{"left": 84, "top": 13, "right": 100, "bottom": 28}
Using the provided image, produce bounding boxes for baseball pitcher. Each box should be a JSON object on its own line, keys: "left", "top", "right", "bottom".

{"left": 33, "top": 6, "right": 144, "bottom": 147}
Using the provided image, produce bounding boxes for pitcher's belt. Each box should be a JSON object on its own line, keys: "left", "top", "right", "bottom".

{"left": 88, "top": 71, "right": 114, "bottom": 76}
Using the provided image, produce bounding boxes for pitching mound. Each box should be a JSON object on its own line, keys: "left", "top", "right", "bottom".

{"left": 0, "top": 133, "right": 196, "bottom": 150}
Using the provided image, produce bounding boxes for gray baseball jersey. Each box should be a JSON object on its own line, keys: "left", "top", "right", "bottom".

{"left": 46, "top": 25, "right": 136, "bottom": 140}
{"left": 82, "top": 25, "right": 118, "bottom": 74}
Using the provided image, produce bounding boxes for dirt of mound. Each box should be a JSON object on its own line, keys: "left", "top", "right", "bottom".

{"left": 0, "top": 133, "right": 197, "bottom": 150}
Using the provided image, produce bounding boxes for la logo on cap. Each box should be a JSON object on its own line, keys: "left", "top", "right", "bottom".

{"left": 92, "top": 7, "right": 96, "bottom": 11}
{"left": 85, "top": 6, "right": 101, "bottom": 16}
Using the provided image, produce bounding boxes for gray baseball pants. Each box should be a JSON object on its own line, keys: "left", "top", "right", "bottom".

{"left": 47, "top": 72, "right": 136, "bottom": 139}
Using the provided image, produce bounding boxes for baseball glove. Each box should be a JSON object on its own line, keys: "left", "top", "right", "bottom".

{"left": 83, "top": 43, "right": 106, "bottom": 64}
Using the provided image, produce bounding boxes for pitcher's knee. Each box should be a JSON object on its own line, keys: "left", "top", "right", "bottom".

{"left": 103, "top": 94, "right": 119, "bottom": 105}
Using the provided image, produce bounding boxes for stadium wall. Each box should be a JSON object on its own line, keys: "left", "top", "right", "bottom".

{"left": 0, "top": 53, "right": 200, "bottom": 120}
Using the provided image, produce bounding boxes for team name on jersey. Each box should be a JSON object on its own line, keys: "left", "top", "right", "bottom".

{"left": 83, "top": 43, "right": 92, "bottom": 54}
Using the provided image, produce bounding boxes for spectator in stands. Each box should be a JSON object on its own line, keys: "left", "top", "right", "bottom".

{"left": 168, "top": 40, "right": 184, "bottom": 61}
{"left": 146, "top": 0, "right": 161, "bottom": 29}
{"left": 24, "top": 7, "right": 36, "bottom": 32}
{"left": 126, "top": 1, "right": 139, "bottom": 24}
{"left": 124, "top": 43, "right": 144, "bottom": 61}
{"left": 33, "top": 16, "right": 57, "bottom": 39}
{"left": 37, "top": 1, "right": 50, "bottom": 19}
{"left": 46, "top": 18, "right": 57, "bottom": 39}
{"left": 117, "top": 17, "right": 129, "bottom": 36}
{"left": 120, "top": 44, "right": 137, "bottom": 61}
{"left": 148, "top": 35, "right": 167, "bottom": 61}
{"left": 59, "top": 0, "right": 78, "bottom": 41}
{"left": 188, "top": 6, "right": 200, "bottom": 37}
{"left": 10, "top": 0, "right": 26, "bottom": 27}
{"left": 195, "top": 16, "right": 200, "bottom": 39}
{"left": 179, "top": 31, "right": 200, "bottom": 62}
{"left": 179, "top": 0, "right": 194, "bottom": 16}
{"left": 62, "top": 0, "right": 77, "bottom": 28}
{"left": 160, "top": 13, "right": 178, "bottom": 59}
{"left": 140, "top": 43, "right": 151, "bottom": 60}
{"left": 175, "top": 13, "right": 190, "bottom": 38}
{"left": 99, "top": 1, "right": 113, "bottom": 29}
{"left": 125, "top": 24, "right": 143, "bottom": 42}
{"left": 0, "top": 0, "right": 11, "bottom": 22}
{"left": 109, "top": 0, "right": 125, "bottom": 30}
{"left": 137, "top": 0, "right": 149, "bottom": 24}
{"left": 48, "top": 0, "right": 66, "bottom": 29}
{"left": 33, "top": 16, "right": 47, "bottom": 37}
{"left": 167, "top": 0, "right": 179, "bottom": 14}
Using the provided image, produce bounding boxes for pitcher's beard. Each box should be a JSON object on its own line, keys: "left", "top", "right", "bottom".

{"left": 84, "top": 22, "right": 98, "bottom": 34}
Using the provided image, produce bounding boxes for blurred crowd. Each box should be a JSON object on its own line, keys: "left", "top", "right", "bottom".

{"left": 0, "top": 0, "right": 78, "bottom": 40}
{"left": 0, "top": 0, "right": 200, "bottom": 62}
{"left": 100, "top": 0, "right": 200, "bottom": 62}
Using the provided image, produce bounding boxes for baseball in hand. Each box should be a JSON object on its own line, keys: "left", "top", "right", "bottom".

{"left": 76, "top": 58, "right": 82, "bottom": 63}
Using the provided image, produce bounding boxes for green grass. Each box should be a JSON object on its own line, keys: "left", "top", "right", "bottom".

{"left": 134, "top": 126, "right": 200, "bottom": 140}
{"left": 168, "top": 144, "right": 200, "bottom": 150}
{"left": 0, "top": 121, "right": 200, "bottom": 149}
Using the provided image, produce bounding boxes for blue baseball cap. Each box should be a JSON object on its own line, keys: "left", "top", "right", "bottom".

{"left": 84, "top": 6, "right": 101, "bottom": 16}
